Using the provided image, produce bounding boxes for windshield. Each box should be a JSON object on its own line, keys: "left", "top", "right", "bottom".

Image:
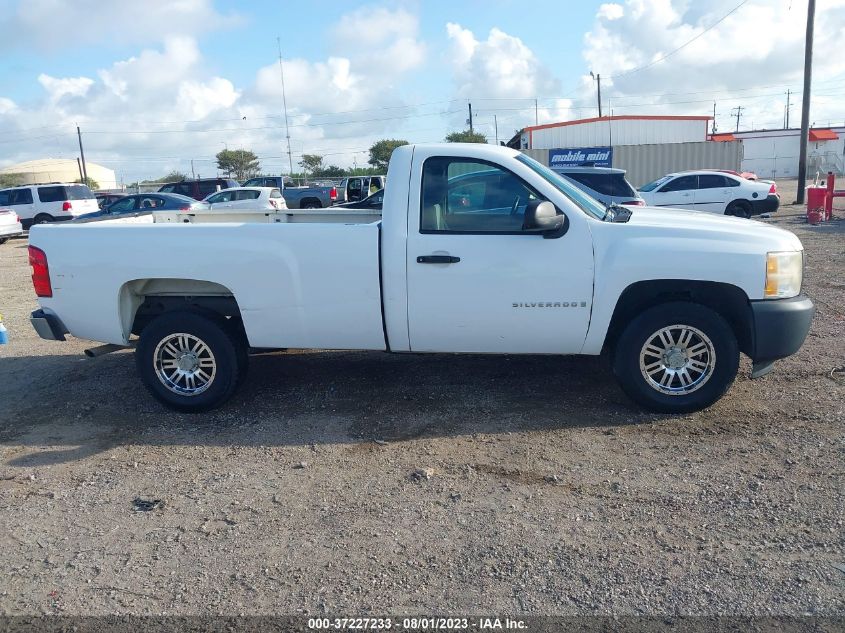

{"left": 638, "top": 176, "right": 672, "bottom": 192}
{"left": 515, "top": 154, "right": 606, "bottom": 220}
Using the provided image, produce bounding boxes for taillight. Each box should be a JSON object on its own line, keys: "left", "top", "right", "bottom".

{"left": 178, "top": 205, "right": 191, "bottom": 211}
{"left": 622, "top": 200, "right": 645, "bottom": 206}
{"left": 62, "top": 201, "right": 72, "bottom": 212}
{"left": 15, "top": 214, "right": 20, "bottom": 224}
{"left": 330, "top": 187, "right": 337, "bottom": 201}
{"left": 768, "top": 183, "right": 777, "bottom": 194}
{"left": 28, "top": 246, "right": 52, "bottom": 298}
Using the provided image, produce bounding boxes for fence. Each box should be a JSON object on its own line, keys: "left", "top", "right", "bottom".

{"left": 522, "top": 141, "right": 743, "bottom": 187}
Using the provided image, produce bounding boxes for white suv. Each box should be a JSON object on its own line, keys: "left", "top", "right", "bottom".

{"left": 0, "top": 183, "right": 99, "bottom": 228}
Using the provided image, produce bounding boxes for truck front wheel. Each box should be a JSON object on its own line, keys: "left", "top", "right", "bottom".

{"left": 612, "top": 302, "right": 739, "bottom": 413}
{"left": 135, "top": 311, "right": 242, "bottom": 412}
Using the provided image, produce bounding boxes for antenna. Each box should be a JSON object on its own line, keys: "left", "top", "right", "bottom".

{"left": 277, "top": 37, "right": 294, "bottom": 177}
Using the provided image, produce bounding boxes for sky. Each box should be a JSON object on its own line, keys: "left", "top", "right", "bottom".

{"left": 0, "top": 0, "right": 844, "bottom": 183}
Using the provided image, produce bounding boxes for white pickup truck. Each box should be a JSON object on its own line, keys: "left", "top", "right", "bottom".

{"left": 28, "top": 144, "right": 814, "bottom": 414}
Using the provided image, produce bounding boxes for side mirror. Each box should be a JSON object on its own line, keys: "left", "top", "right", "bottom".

{"left": 523, "top": 200, "right": 565, "bottom": 233}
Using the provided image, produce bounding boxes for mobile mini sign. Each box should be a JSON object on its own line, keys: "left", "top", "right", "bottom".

{"left": 549, "top": 147, "right": 613, "bottom": 168}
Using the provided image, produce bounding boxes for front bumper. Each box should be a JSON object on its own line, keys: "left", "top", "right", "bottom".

{"left": 748, "top": 295, "right": 814, "bottom": 375}
{"left": 30, "top": 309, "right": 68, "bottom": 341}
{"left": 751, "top": 193, "right": 780, "bottom": 215}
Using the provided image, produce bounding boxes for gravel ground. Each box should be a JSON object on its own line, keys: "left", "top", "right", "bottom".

{"left": 0, "top": 180, "right": 843, "bottom": 617}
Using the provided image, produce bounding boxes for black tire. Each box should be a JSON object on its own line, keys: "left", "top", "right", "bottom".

{"left": 0, "top": 238, "right": 7, "bottom": 245}
{"left": 301, "top": 200, "right": 321, "bottom": 209}
{"left": 612, "top": 302, "right": 739, "bottom": 413}
{"left": 725, "top": 200, "right": 752, "bottom": 218}
{"left": 33, "top": 214, "right": 55, "bottom": 225}
{"left": 135, "top": 311, "right": 242, "bottom": 412}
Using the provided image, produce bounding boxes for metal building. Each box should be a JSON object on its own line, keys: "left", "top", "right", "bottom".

{"left": 0, "top": 158, "right": 118, "bottom": 189}
{"left": 513, "top": 115, "right": 713, "bottom": 150}
{"left": 712, "top": 127, "right": 844, "bottom": 179}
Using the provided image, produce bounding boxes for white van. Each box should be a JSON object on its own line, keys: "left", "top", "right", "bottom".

{"left": 0, "top": 183, "right": 99, "bottom": 228}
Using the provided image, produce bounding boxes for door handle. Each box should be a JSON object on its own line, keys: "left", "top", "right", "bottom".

{"left": 417, "top": 255, "right": 460, "bottom": 264}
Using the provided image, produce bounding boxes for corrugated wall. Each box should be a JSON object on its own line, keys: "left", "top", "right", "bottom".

{"left": 520, "top": 142, "right": 742, "bottom": 187}
{"left": 614, "top": 141, "right": 743, "bottom": 186}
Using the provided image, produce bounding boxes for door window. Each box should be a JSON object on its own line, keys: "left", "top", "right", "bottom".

{"left": 235, "top": 190, "right": 261, "bottom": 201}
{"left": 698, "top": 174, "right": 730, "bottom": 189}
{"left": 658, "top": 175, "right": 698, "bottom": 192}
{"left": 0, "top": 190, "right": 9, "bottom": 205}
{"left": 109, "top": 197, "right": 137, "bottom": 213}
{"left": 197, "top": 181, "right": 220, "bottom": 198}
{"left": 421, "top": 158, "right": 541, "bottom": 233}
{"left": 9, "top": 189, "right": 33, "bottom": 205}
{"left": 206, "top": 191, "right": 234, "bottom": 203}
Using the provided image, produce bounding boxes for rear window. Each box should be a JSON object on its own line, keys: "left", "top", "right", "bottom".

{"left": 66, "top": 185, "right": 94, "bottom": 200}
{"left": 37, "top": 186, "right": 65, "bottom": 202}
{"left": 563, "top": 172, "right": 636, "bottom": 198}
{"left": 236, "top": 190, "right": 261, "bottom": 201}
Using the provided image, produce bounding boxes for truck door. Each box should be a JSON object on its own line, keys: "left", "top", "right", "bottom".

{"left": 405, "top": 155, "right": 594, "bottom": 354}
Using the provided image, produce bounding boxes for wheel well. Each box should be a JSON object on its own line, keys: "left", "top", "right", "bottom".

{"left": 120, "top": 279, "right": 246, "bottom": 344}
{"left": 604, "top": 280, "right": 753, "bottom": 356}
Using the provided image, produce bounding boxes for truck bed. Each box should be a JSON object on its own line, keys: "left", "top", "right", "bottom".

{"left": 153, "top": 208, "right": 381, "bottom": 225}
{"left": 32, "top": 220, "right": 387, "bottom": 350}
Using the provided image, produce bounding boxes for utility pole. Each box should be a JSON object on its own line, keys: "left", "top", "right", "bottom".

{"left": 277, "top": 37, "right": 294, "bottom": 177}
{"left": 534, "top": 98, "right": 538, "bottom": 126}
{"left": 190, "top": 159, "right": 196, "bottom": 179}
{"left": 494, "top": 114, "right": 499, "bottom": 145}
{"left": 731, "top": 106, "right": 745, "bottom": 132}
{"left": 712, "top": 102, "right": 717, "bottom": 134}
{"left": 590, "top": 72, "right": 602, "bottom": 117}
{"left": 76, "top": 157, "right": 84, "bottom": 182}
{"left": 797, "top": 0, "right": 815, "bottom": 204}
{"left": 467, "top": 102, "right": 473, "bottom": 133}
{"left": 76, "top": 126, "right": 88, "bottom": 185}
{"left": 785, "top": 89, "right": 792, "bottom": 129}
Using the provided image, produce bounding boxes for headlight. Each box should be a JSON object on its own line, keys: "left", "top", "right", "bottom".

{"left": 765, "top": 251, "right": 803, "bottom": 299}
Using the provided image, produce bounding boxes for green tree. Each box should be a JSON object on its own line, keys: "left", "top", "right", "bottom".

{"left": 299, "top": 154, "right": 324, "bottom": 174}
{"left": 445, "top": 129, "right": 488, "bottom": 144}
{"left": 0, "top": 173, "right": 25, "bottom": 188}
{"left": 157, "top": 171, "right": 188, "bottom": 182}
{"left": 368, "top": 139, "right": 408, "bottom": 172}
{"left": 75, "top": 176, "right": 100, "bottom": 190}
{"left": 313, "top": 165, "right": 345, "bottom": 178}
{"left": 216, "top": 149, "right": 260, "bottom": 181}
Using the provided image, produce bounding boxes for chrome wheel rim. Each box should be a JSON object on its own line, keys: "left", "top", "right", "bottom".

{"left": 639, "top": 324, "right": 715, "bottom": 396}
{"left": 153, "top": 333, "right": 216, "bottom": 396}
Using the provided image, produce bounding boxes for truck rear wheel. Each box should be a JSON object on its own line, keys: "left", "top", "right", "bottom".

{"left": 135, "top": 311, "right": 242, "bottom": 412}
{"left": 612, "top": 302, "right": 739, "bottom": 413}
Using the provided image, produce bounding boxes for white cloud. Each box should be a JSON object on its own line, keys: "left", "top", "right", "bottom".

{"left": 0, "top": 6, "right": 434, "bottom": 181}
{"left": 581, "top": 0, "right": 845, "bottom": 129}
{"left": 597, "top": 3, "right": 625, "bottom": 20}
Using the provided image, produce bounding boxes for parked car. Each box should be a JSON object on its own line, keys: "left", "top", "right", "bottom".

{"left": 638, "top": 171, "right": 779, "bottom": 217}
{"left": 0, "top": 183, "right": 98, "bottom": 228}
{"left": 241, "top": 177, "right": 336, "bottom": 209}
{"left": 0, "top": 208, "right": 23, "bottom": 244}
{"left": 338, "top": 176, "right": 385, "bottom": 203}
{"left": 95, "top": 193, "right": 127, "bottom": 209}
{"left": 158, "top": 178, "right": 240, "bottom": 201}
{"left": 28, "top": 144, "right": 813, "bottom": 415}
{"left": 75, "top": 193, "right": 209, "bottom": 221}
{"left": 334, "top": 188, "right": 384, "bottom": 210}
{"left": 203, "top": 187, "right": 287, "bottom": 210}
{"left": 551, "top": 166, "right": 644, "bottom": 207}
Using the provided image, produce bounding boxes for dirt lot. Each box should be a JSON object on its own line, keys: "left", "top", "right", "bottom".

{"left": 0, "top": 180, "right": 843, "bottom": 617}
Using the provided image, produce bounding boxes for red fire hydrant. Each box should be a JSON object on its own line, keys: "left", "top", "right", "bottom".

{"left": 806, "top": 185, "right": 827, "bottom": 224}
